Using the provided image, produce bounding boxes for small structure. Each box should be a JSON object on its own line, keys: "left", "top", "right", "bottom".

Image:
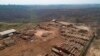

{"left": 0, "top": 29, "right": 16, "bottom": 39}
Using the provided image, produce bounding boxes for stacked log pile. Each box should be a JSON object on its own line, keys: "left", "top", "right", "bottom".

{"left": 47, "top": 21, "right": 94, "bottom": 56}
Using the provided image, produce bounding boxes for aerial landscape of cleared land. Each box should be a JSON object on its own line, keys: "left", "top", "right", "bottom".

{"left": 0, "top": 5, "right": 100, "bottom": 56}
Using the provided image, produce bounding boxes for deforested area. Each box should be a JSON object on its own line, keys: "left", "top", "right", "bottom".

{"left": 0, "top": 4, "right": 100, "bottom": 56}
{"left": 0, "top": 20, "right": 95, "bottom": 56}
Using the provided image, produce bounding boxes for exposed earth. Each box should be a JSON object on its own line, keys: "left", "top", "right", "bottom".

{"left": 0, "top": 21, "right": 95, "bottom": 56}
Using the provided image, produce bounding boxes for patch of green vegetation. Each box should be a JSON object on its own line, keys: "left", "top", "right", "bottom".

{"left": 0, "top": 23, "right": 36, "bottom": 31}
{"left": 0, "top": 23, "right": 19, "bottom": 31}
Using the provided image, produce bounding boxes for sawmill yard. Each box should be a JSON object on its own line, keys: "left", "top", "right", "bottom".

{"left": 0, "top": 21, "right": 96, "bottom": 56}
{"left": 0, "top": 5, "right": 100, "bottom": 56}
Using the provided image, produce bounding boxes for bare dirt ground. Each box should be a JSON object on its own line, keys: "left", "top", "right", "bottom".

{"left": 0, "top": 21, "right": 94, "bottom": 56}
{"left": 86, "top": 39, "right": 100, "bottom": 56}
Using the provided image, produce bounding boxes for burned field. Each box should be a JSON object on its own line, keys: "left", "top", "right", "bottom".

{"left": 0, "top": 21, "right": 95, "bottom": 56}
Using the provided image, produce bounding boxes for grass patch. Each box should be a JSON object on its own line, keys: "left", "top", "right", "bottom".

{"left": 0, "top": 22, "right": 36, "bottom": 31}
